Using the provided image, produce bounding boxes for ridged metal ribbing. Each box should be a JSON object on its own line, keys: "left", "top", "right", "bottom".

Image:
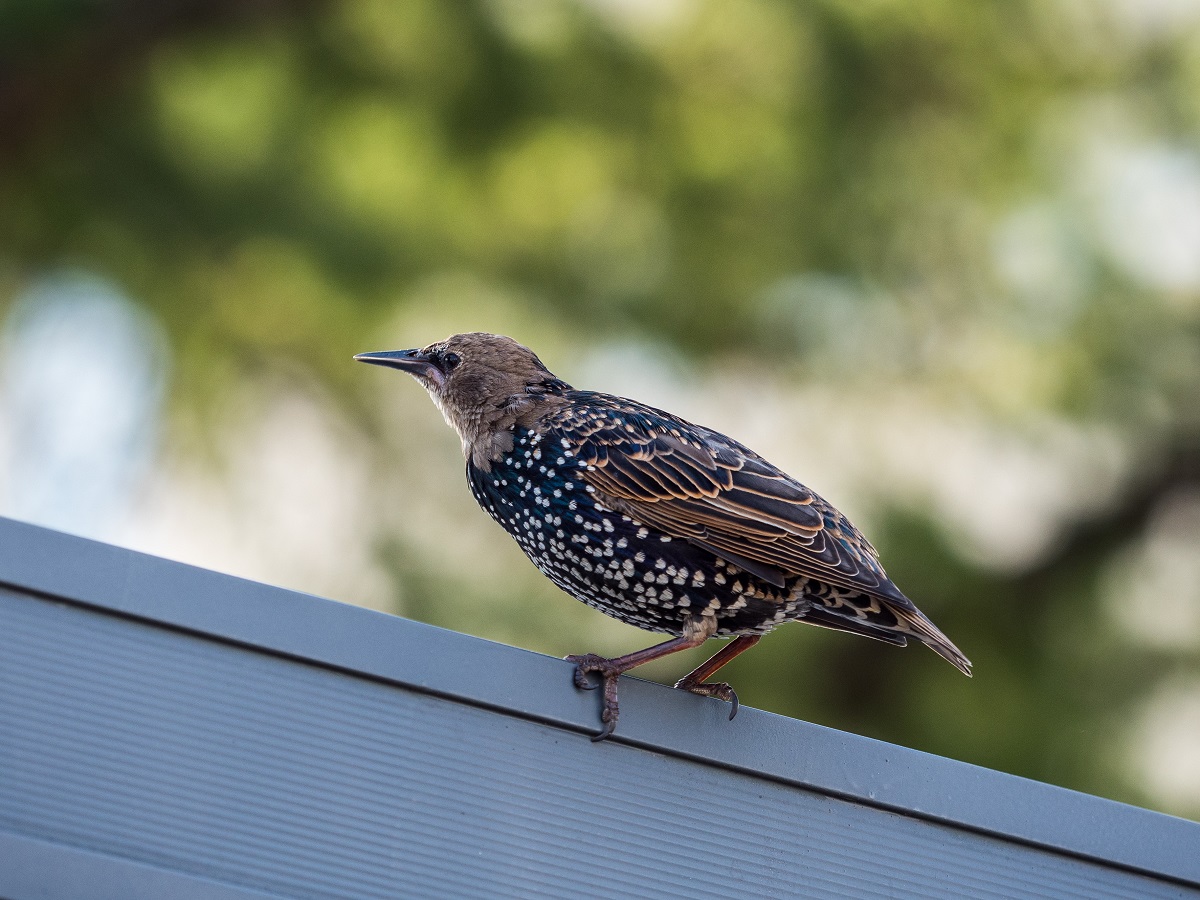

{"left": 0, "top": 587, "right": 1190, "bottom": 900}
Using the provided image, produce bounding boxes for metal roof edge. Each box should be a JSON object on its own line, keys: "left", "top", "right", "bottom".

{"left": 2, "top": 515, "right": 1197, "bottom": 887}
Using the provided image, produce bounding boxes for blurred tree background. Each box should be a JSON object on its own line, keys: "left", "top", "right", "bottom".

{"left": 2, "top": 0, "right": 1199, "bottom": 819}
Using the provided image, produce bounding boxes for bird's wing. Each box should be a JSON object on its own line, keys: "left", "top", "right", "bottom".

{"left": 548, "top": 392, "right": 901, "bottom": 601}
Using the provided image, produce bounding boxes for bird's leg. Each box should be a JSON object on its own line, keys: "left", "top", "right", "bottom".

{"left": 567, "top": 616, "right": 716, "bottom": 741}
{"left": 566, "top": 636, "right": 702, "bottom": 742}
{"left": 674, "top": 634, "right": 761, "bottom": 720}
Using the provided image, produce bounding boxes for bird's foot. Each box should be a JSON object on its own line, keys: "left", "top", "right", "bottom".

{"left": 565, "top": 653, "right": 623, "bottom": 742}
{"left": 674, "top": 678, "right": 741, "bottom": 720}
{"left": 565, "top": 653, "right": 618, "bottom": 690}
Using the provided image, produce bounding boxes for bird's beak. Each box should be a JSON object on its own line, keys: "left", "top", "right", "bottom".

{"left": 354, "top": 349, "right": 443, "bottom": 386}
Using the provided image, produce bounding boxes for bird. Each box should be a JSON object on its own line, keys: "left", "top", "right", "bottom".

{"left": 356, "top": 332, "right": 971, "bottom": 740}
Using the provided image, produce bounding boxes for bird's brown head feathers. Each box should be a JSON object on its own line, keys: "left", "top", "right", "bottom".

{"left": 355, "top": 332, "right": 570, "bottom": 469}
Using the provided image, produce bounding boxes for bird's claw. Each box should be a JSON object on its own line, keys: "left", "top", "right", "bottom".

{"left": 566, "top": 653, "right": 623, "bottom": 740}
{"left": 675, "top": 680, "right": 740, "bottom": 720}
{"left": 592, "top": 705, "right": 618, "bottom": 742}
{"left": 565, "top": 653, "right": 616, "bottom": 688}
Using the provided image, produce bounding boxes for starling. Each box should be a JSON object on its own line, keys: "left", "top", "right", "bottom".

{"left": 357, "top": 333, "right": 971, "bottom": 740}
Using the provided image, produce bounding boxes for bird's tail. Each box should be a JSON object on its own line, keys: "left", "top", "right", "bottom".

{"left": 893, "top": 605, "right": 972, "bottom": 676}
{"left": 801, "top": 587, "right": 973, "bottom": 676}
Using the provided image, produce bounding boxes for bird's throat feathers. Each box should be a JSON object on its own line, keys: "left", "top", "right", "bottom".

{"left": 440, "top": 382, "right": 568, "bottom": 471}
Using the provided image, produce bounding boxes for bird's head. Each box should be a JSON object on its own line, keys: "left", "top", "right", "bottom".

{"left": 355, "top": 332, "right": 569, "bottom": 468}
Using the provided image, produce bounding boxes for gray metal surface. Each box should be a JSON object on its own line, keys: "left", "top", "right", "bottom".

{"left": 0, "top": 516, "right": 1197, "bottom": 899}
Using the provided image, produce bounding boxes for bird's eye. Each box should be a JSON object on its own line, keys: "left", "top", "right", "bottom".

{"left": 442, "top": 351, "right": 461, "bottom": 369}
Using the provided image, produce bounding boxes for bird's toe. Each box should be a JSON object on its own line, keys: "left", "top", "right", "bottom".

{"left": 565, "top": 652, "right": 620, "bottom": 690}
{"left": 567, "top": 653, "right": 625, "bottom": 739}
{"left": 591, "top": 704, "right": 619, "bottom": 742}
{"left": 676, "top": 680, "right": 740, "bottom": 719}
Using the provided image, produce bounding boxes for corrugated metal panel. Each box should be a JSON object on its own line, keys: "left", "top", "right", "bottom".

{"left": 0, "top": 833, "right": 280, "bottom": 900}
{"left": 0, "top": 517, "right": 1197, "bottom": 899}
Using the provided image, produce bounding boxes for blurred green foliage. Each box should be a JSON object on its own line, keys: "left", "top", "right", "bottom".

{"left": 2, "top": 0, "right": 1199, "bottom": 818}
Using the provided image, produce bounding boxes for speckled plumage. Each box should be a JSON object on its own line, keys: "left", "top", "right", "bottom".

{"left": 357, "top": 333, "right": 971, "bottom": 740}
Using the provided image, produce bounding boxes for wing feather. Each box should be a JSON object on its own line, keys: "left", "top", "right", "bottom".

{"left": 549, "top": 392, "right": 901, "bottom": 602}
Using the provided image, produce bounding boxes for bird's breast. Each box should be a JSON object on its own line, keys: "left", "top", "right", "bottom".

{"left": 465, "top": 427, "right": 806, "bottom": 635}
